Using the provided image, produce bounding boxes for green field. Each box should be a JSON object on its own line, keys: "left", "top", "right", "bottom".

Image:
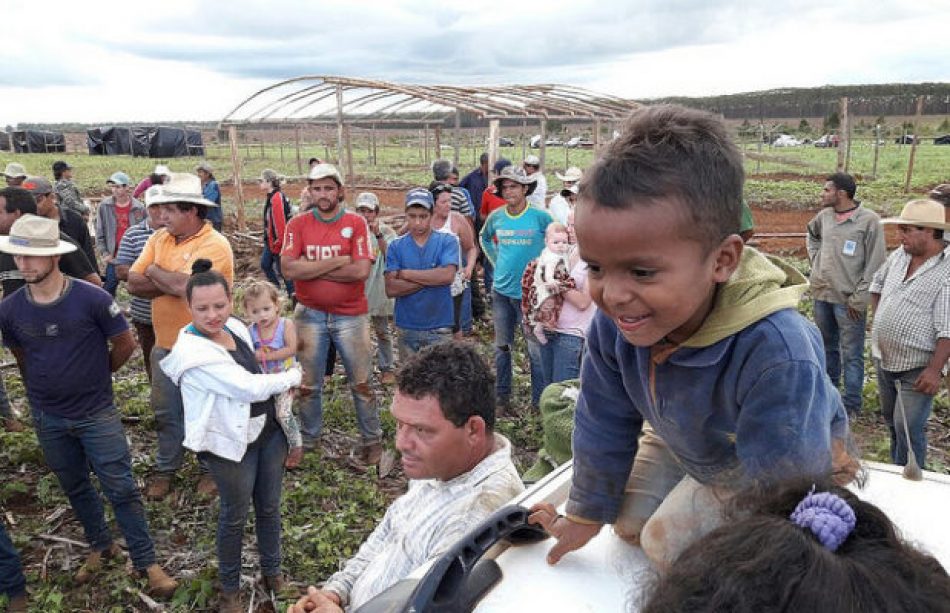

{"left": 4, "top": 137, "right": 948, "bottom": 218}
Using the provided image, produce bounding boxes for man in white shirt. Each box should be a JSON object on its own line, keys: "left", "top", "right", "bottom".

{"left": 524, "top": 155, "right": 547, "bottom": 210}
{"left": 289, "top": 342, "right": 523, "bottom": 612}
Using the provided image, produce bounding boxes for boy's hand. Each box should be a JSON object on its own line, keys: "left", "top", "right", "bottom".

{"left": 528, "top": 502, "right": 602, "bottom": 565}
{"left": 285, "top": 446, "right": 304, "bottom": 469}
{"left": 287, "top": 586, "right": 342, "bottom": 613}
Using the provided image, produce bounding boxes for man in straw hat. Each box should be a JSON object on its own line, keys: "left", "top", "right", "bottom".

{"left": 128, "top": 173, "right": 233, "bottom": 500}
{"left": 548, "top": 166, "right": 583, "bottom": 225}
{"left": 281, "top": 163, "right": 382, "bottom": 464}
{"left": 523, "top": 154, "right": 547, "bottom": 210}
{"left": 870, "top": 199, "right": 950, "bottom": 471}
{"left": 0, "top": 215, "right": 178, "bottom": 597}
{"left": 479, "top": 166, "right": 551, "bottom": 413}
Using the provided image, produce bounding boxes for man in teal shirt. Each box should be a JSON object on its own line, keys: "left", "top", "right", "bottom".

{"left": 480, "top": 166, "right": 552, "bottom": 411}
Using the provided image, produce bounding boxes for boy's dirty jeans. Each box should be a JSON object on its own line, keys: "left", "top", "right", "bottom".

{"left": 295, "top": 306, "right": 381, "bottom": 447}
{"left": 492, "top": 290, "right": 544, "bottom": 406}
{"left": 614, "top": 426, "right": 729, "bottom": 569}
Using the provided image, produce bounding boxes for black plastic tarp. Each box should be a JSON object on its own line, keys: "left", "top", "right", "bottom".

{"left": 87, "top": 126, "right": 204, "bottom": 157}
{"left": 12, "top": 130, "right": 65, "bottom": 153}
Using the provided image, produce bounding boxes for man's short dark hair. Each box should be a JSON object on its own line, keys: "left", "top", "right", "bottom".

{"left": 578, "top": 104, "right": 744, "bottom": 252}
{"left": 828, "top": 172, "right": 857, "bottom": 200}
{"left": 174, "top": 202, "right": 208, "bottom": 220}
{"left": 479, "top": 152, "right": 489, "bottom": 164}
{"left": 395, "top": 342, "right": 495, "bottom": 431}
{"left": 0, "top": 187, "right": 37, "bottom": 215}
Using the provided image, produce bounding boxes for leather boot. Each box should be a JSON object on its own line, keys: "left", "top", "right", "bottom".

{"left": 144, "top": 564, "right": 178, "bottom": 599}
{"left": 218, "top": 589, "right": 243, "bottom": 613}
{"left": 75, "top": 543, "right": 122, "bottom": 584}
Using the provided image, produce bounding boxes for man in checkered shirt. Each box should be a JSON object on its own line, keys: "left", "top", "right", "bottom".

{"left": 870, "top": 199, "right": 950, "bottom": 470}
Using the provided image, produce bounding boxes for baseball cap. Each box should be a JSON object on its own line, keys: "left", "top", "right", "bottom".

{"left": 107, "top": 172, "right": 131, "bottom": 186}
{"left": 405, "top": 188, "right": 433, "bottom": 210}
{"left": 355, "top": 192, "right": 380, "bottom": 210}
{"left": 22, "top": 176, "right": 53, "bottom": 195}
{"left": 308, "top": 163, "right": 344, "bottom": 186}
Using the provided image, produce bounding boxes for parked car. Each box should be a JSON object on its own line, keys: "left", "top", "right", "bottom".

{"left": 566, "top": 137, "right": 594, "bottom": 149}
{"left": 544, "top": 138, "right": 564, "bottom": 147}
{"left": 814, "top": 134, "right": 839, "bottom": 148}
{"left": 934, "top": 134, "right": 950, "bottom": 145}
{"left": 358, "top": 461, "right": 950, "bottom": 612}
{"left": 772, "top": 134, "right": 803, "bottom": 147}
{"left": 895, "top": 135, "right": 917, "bottom": 144}
{"left": 529, "top": 134, "right": 542, "bottom": 148}
{"left": 498, "top": 137, "right": 515, "bottom": 147}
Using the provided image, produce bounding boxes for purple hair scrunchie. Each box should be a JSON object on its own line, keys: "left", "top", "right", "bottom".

{"left": 789, "top": 490, "right": 856, "bottom": 552}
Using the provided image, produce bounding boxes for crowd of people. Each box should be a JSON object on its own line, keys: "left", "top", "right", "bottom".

{"left": 1, "top": 102, "right": 949, "bottom": 613}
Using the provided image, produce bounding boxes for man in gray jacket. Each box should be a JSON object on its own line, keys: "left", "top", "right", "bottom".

{"left": 96, "top": 172, "right": 146, "bottom": 296}
{"left": 807, "top": 172, "right": 886, "bottom": 415}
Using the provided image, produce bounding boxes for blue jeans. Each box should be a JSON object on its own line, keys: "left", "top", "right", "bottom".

{"left": 261, "top": 249, "right": 295, "bottom": 297}
{"left": 294, "top": 307, "right": 380, "bottom": 445}
{"left": 813, "top": 300, "right": 866, "bottom": 412}
{"left": 371, "top": 315, "right": 394, "bottom": 373}
{"left": 103, "top": 262, "right": 119, "bottom": 297}
{"left": 203, "top": 426, "right": 287, "bottom": 591}
{"left": 876, "top": 366, "right": 933, "bottom": 468}
{"left": 536, "top": 331, "right": 585, "bottom": 392}
{"left": 0, "top": 520, "right": 25, "bottom": 600}
{"left": 397, "top": 326, "right": 452, "bottom": 357}
{"left": 32, "top": 406, "right": 156, "bottom": 570}
{"left": 483, "top": 258, "right": 494, "bottom": 295}
{"left": 492, "top": 291, "right": 544, "bottom": 404}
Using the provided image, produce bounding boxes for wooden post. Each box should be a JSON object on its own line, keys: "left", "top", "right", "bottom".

{"left": 756, "top": 123, "right": 763, "bottom": 174}
{"left": 278, "top": 124, "right": 284, "bottom": 163}
{"left": 871, "top": 124, "right": 881, "bottom": 179}
{"left": 488, "top": 120, "right": 500, "bottom": 172}
{"left": 521, "top": 119, "right": 527, "bottom": 161}
{"left": 371, "top": 124, "right": 377, "bottom": 166}
{"left": 423, "top": 124, "right": 430, "bottom": 166}
{"left": 227, "top": 126, "right": 246, "bottom": 231}
{"left": 593, "top": 118, "right": 601, "bottom": 154}
{"left": 344, "top": 124, "right": 354, "bottom": 180}
{"left": 539, "top": 119, "right": 547, "bottom": 168}
{"left": 453, "top": 109, "right": 461, "bottom": 166}
{"left": 434, "top": 125, "right": 442, "bottom": 160}
{"left": 904, "top": 95, "right": 924, "bottom": 193}
{"left": 836, "top": 97, "right": 849, "bottom": 172}
{"left": 294, "top": 125, "right": 303, "bottom": 175}
{"left": 335, "top": 85, "right": 345, "bottom": 167}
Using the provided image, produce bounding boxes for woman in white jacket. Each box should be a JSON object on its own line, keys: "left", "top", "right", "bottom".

{"left": 160, "top": 259, "right": 301, "bottom": 612}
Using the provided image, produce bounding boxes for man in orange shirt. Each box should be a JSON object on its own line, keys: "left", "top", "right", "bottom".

{"left": 128, "top": 173, "right": 233, "bottom": 500}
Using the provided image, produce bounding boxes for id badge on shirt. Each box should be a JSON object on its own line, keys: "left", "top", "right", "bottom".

{"left": 842, "top": 240, "right": 857, "bottom": 257}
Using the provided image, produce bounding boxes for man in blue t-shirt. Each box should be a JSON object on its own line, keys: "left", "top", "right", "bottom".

{"left": 0, "top": 215, "right": 178, "bottom": 598}
{"left": 479, "top": 166, "right": 552, "bottom": 411}
{"left": 385, "top": 188, "right": 459, "bottom": 356}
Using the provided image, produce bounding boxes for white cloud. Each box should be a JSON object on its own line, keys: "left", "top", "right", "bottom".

{"left": 0, "top": 0, "right": 947, "bottom": 123}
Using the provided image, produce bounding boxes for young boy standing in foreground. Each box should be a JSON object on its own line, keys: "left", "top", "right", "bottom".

{"left": 530, "top": 105, "right": 852, "bottom": 568}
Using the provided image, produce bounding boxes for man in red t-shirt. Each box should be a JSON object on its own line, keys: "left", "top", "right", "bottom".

{"left": 282, "top": 163, "right": 382, "bottom": 463}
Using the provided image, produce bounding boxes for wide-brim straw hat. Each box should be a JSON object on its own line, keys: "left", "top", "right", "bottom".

{"left": 880, "top": 199, "right": 948, "bottom": 231}
{"left": 0, "top": 214, "right": 77, "bottom": 256}
{"left": 493, "top": 166, "right": 537, "bottom": 196}
{"left": 145, "top": 173, "right": 218, "bottom": 207}
{"left": 556, "top": 166, "right": 583, "bottom": 182}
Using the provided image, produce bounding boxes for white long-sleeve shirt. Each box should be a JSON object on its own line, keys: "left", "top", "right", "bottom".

{"left": 527, "top": 172, "right": 547, "bottom": 210}
{"left": 324, "top": 434, "right": 523, "bottom": 609}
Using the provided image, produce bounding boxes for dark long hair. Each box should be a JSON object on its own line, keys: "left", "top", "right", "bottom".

{"left": 641, "top": 479, "right": 950, "bottom": 613}
{"left": 185, "top": 259, "right": 229, "bottom": 303}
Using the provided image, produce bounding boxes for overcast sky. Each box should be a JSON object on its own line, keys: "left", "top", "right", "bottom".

{"left": 3, "top": 0, "right": 949, "bottom": 124}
